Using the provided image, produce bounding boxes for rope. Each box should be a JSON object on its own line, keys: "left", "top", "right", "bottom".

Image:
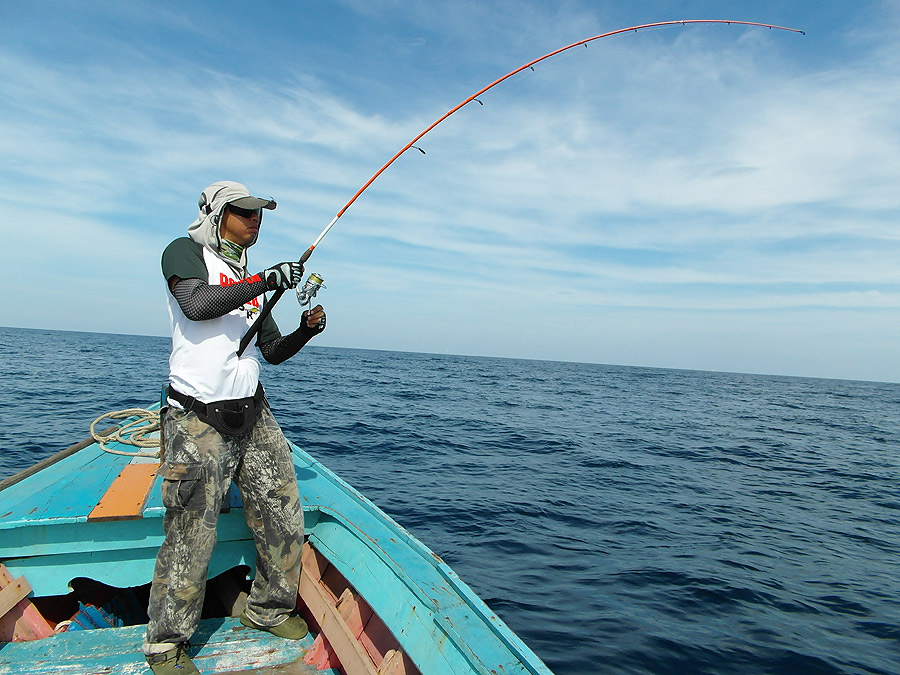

{"left": 90, "top": 408, "right": 161, "bottom": 458}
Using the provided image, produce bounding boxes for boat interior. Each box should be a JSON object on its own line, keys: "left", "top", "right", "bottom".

{"left": 2, "top": 540, "right": 420, "bottom": 675}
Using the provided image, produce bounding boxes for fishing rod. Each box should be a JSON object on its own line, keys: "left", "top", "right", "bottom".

{"left": 237, "top": 18, "right": 804, "bottom": 356}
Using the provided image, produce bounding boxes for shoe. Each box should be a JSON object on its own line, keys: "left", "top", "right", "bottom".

{"left": 240, "top": 611, "right": 308, "bottom": 640}
{"left": 146, "top": 643, "right": 199, "bottom": 674}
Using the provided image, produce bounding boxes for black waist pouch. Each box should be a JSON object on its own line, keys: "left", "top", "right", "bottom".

{"left": 167, "top": 383, "right": 267, "bottom": 436}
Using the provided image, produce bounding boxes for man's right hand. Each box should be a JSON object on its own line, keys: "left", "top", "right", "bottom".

{"left": 262, "top": 262, "right": 304, "bottom": 290}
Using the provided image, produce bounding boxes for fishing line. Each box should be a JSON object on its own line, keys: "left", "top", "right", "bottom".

{"left": 238, "top": 18, "right": 804, "bottom": 356}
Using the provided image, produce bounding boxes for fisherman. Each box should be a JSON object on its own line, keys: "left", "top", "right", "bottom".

{"left": 144, "top": 181, "right": 325, "bottom": 675}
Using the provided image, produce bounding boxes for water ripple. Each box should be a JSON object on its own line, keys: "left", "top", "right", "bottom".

{"left": 2, "top": 330, "right": 899, "bottom": 675}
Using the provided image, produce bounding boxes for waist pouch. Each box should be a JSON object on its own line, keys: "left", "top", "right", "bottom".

{"left": 167, "top": 383, "right": 267, "bottom": 436}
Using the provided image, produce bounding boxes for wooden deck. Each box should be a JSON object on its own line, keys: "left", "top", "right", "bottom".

{"left": 0, "top": 614, "right": 337, "bottom": 675}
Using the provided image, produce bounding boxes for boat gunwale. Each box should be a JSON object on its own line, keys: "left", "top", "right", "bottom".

{"left": 290, "top": 443, "right": 553, "bottom": 675}
{"left": 0, "top": 426, "right": 118, "bottom": 493}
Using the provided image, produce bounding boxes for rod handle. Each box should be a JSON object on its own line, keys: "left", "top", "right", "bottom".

{"left": 237, "top": 288, "right": 285, "bottom": 356}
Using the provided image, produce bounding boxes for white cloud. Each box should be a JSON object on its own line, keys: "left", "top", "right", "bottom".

{"left": 2, "top": 2, "right": 898, "bottom": 380}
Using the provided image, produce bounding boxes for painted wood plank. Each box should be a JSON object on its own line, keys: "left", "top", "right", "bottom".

{"left": 298, "top": 541, "right": 415, "bottom": 674}
{"left": 215, "top": 661, "right": 331, "bottom": 675}
{"left": 88, "top": 463, "right": 161, "bottom": 521}
{"left": 0, "top": 616, "right": 331, "bottom": 675}
{"left": 338, "top": 590, "right": 416, "bottom": 675}
{"left": 0, "top": 565, "right": 53, "bottom": 643}
{"left": 307, "top": 510, "right": 544, "bottom": 675}
{"left": 3, "top": 518, "right": 164, "bottom": 559}
{"left": 357, "top": 613, "right": 398, "bottom": 668}
{"left": 341, "top": 597, "right": 416, "bottom": 675}
{"left": 336, "top": 588, "right": 372, "bottom": 639}
{"left": 304, "top": 634, "right": 340, "bottom": 671}
{"left": 4, "top": 536, "right": 257, "bottom": 598}
{"left": 0, "top": 576, "right": 31, "bottom": 619}
{"left": 298, "top": 563, "right": 379, "bottom": 675}
{"left": 0, "top": 449, "right": 131, "bottom": 527}
{"left": 300, "top": 542, "right": 326, "bottom": 582}
{"left": 378, "top": 649, "right": 416, "bottom": 675}
{"left": 3, "top": 496, "right": 250, "bottom": 565}
{"left": 301, "top": 543, "right": 348, "bottom": 670}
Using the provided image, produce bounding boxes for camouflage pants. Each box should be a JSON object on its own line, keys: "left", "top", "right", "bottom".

{"left": 143, "top": 404, "right": 304, "bottom": 654}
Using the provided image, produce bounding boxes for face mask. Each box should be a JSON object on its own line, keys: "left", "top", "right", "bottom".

{"left": 219, "top": 238, "right": 245, "bottom": 263}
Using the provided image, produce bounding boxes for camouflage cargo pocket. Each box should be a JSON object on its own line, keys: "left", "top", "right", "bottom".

{"left": 160, "top": 463, "right": 203, "bottom": 512}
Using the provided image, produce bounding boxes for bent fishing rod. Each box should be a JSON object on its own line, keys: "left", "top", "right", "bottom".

{"left": 237, "top": 18, "right": 804, "bottom": 356}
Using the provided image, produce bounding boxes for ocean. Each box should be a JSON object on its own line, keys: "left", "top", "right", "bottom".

{"left": 1, "top": 326, "right": 898, "bottom": 675}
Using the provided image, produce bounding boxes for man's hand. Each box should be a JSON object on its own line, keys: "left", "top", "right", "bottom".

{"left": 301, "top": 305, "right": 326, "bottom": 334}
{"left": 262, "top": 261, "right": 304, "bottom": 290}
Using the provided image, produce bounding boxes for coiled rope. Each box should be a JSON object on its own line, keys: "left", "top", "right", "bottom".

{"left": 90, "top": 408, "right": 161, "bottom": 458}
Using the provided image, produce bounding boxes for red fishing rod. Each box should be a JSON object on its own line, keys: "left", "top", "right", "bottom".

{"left": 238, "top": 18, "right": 804, "bottom": 356}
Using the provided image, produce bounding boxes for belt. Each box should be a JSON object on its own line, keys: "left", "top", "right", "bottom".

{"left": 166, "top": 384, "right": 265, "bottom": 420}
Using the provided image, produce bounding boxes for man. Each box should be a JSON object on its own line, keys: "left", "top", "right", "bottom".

{"left": 143, "top": 181, "right": 325, "bottom": 675}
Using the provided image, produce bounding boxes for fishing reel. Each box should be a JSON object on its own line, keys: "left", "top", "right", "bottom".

{"left": 296, "top": 272, "right": 326, "bottom": 307}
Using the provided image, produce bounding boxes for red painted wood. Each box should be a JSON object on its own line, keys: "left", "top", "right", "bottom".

{"left": 337, "top": 588, "right": 374, "bottom": 640}
{"left": 304, "top": 633, "right": 340, "bottom": 670}
{"left": 358, "top": 615, "right": 395, "bottom": 667}
{"left": 297, "top": 542, "right": 419, "bottom": 675}
{"left": 0, "top": 565, "right": 54, "bottom": 642}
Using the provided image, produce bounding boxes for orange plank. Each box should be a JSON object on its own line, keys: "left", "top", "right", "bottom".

{"left": 88, "top": 462, "right": 161, "bottom": 521}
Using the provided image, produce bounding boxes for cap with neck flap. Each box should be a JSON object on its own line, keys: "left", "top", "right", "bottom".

{"left": 187, "top": 181, "right": 277, "bottom": 269}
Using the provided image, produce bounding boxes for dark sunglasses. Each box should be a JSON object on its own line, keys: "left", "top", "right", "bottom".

{"left": 228, "top": 204, "right": 261, "bottom": 219}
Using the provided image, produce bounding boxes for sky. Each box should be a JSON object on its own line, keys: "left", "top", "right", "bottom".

{"left": 2, "top": 1, "right": 898, "bottom": 383}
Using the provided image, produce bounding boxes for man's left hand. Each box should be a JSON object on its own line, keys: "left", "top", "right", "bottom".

{"left": 302, "top": 305, "right": 326, "bottom": 334}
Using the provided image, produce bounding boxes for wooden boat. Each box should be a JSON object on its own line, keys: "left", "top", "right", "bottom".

{"left": 0, "top": 406, "right": 553, "bottom": 675}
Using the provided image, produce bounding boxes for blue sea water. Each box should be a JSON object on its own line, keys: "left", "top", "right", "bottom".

{"left": 1, "top": 326, "right": 898, "bottom": 675}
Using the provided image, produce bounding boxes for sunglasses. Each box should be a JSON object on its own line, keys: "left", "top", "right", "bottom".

{"left": 228, "top": 204, "right": 261, "bottom": 219}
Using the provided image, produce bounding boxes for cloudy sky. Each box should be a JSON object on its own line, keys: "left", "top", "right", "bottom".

{"left": 2, "top": 1, "right": 898, "bottom": 382}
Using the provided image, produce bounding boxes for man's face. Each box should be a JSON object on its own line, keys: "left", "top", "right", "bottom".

{"left": 220, "top": 204, "right": 261, "bottom": 247}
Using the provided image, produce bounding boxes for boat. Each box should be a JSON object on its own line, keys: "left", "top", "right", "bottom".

{"left": 0, "top": 405, "right": 554, "bottom": 675}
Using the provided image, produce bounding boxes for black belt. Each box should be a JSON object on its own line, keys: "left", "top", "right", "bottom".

{"left": 166, "top": 383, "right": 266, "bottom": 436}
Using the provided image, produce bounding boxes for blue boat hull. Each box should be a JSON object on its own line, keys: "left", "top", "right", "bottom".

{"left": 0, "top": 408, "right": 553, "bottom": 675}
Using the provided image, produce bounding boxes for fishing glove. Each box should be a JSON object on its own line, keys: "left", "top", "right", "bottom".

{"left": 262, "top": 261, "right": 304, "bottom": 290}
{"left": 301, "top": 307, "right": 326, "bottom": 335}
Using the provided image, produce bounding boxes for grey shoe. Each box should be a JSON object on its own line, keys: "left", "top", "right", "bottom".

{"left": 146, "top": 644, "right": 199, "bottom": 675}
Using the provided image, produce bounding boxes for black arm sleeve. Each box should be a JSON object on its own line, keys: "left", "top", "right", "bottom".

{"left": 172, "top": 277, "right": 269, "bottom": 321}
{"left": 259, "top": 312, "right": 324, "bottom": 365}
{"left": 258, "top": 326, "right": 312, "bottom": 365}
